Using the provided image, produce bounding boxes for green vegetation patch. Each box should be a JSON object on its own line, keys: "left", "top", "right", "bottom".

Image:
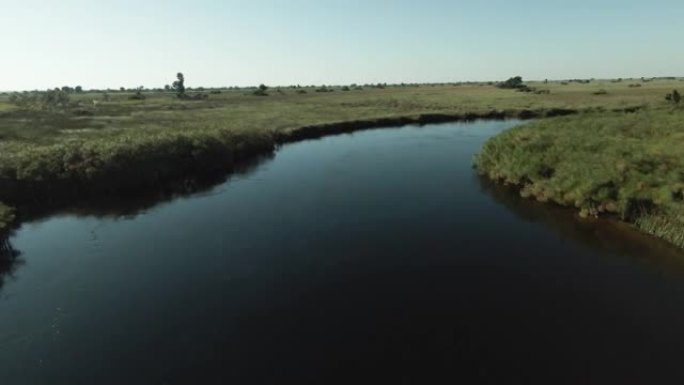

{"left": 474, "top": 108, "right": 684, "bottom": 248}
{"left": 0, "top": 125, "right": 275, "bottom": 205}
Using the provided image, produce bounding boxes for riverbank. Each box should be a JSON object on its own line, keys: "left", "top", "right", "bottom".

{"left": 0, "top": 79, "right": 680, "bottom": 234}
{"left": 0, "top": 109, "right": 551, "bottom": 232}
{"left": 474, "top": 108, "right": 684, "bottom": 248}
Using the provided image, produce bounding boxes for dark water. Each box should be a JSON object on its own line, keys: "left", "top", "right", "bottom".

{"left": 2, "top": 121, "right": 684, "bottom": 384}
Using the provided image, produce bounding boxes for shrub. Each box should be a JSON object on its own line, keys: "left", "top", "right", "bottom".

{"left": 129, "top": 87, "right": 146, "bottom": 100}
{"left": 593, "top": 89, "right": 608, "bottom": 95}
{"left": 665, "top": 90, "right": 681, "bottom": 104}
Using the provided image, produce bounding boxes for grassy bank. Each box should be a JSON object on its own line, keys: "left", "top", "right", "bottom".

{"left": 474, "top": 108, "right": 684, "bottom": 248}
{"left": 0, "top": 79, "right": 682, "bottom": 231}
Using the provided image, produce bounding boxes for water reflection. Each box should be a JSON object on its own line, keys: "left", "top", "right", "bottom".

{"left": 476, "top": 174, "right": 684, "bottom": 271}
{"left": 0, "top": 235, "right": 22, "bottom": 291}
{"left": 19, "top": 152, "right": 275, "bottom": 222}
{"left": 0, "top": 153, "right": 273, "bottom": 296}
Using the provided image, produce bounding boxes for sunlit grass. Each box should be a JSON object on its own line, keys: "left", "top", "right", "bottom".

{"left": 474, "top": 107, "right": 684, "bottom": 247}
{"left": 0, "top": 79, "right": 682, "bottom": 238}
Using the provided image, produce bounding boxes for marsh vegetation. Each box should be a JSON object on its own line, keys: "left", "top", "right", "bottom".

{"left": 0, "top": 77, "right": 682, "bottom": 245}
{"left": 474, "top": 107, "right": 684, "bottom": 248}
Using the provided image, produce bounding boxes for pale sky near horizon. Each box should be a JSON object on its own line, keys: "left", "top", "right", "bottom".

{"left": 2, "top": 0, "right": 683, "bottom": 90}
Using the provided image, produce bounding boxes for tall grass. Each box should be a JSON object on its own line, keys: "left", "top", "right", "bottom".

{"left": 474, "top": 108, "right": 684, "bottom": 248}
{"left": 0, "top": 125, "right": 275, "bottom": 205}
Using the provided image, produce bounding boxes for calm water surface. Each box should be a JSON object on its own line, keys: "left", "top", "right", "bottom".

{"left": 2, "top": 121, "right": 684, "bottom": 384}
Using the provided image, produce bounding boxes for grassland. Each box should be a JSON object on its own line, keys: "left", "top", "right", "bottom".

{"left": 0, "top": 78, "right": 682, "bottom": 236}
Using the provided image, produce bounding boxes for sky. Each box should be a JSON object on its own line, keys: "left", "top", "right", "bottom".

{"left": 1, "top": 0, "right": 684, "bottom": 90}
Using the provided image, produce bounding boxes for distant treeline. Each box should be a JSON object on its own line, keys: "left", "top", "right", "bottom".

{"left": 2, "top": 75, "right": 682, "bottom": 96}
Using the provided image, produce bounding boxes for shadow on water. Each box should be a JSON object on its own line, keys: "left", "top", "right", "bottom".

{"left": 476, "top": 174, "right": 684, "bottom": 271}
{"left": 0, "top": 152, "right": 274, "bottom": 296}
{"left": 0, "top": 235, "right": 22, "bottom": 292}
{"left": 17, "top": 152, "right": 275, "bottom": 223}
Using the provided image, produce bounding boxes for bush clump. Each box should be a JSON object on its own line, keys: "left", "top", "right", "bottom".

{"left": 253, "top": 84, "right": 269, "bottom": 96}
{"left": 665, "top": 90, "right": 681, "bottom": 104}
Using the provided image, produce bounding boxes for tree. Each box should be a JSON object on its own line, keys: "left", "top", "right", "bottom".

{"left": 172, "top": 72, "right": 186, "bottom": 98}
{"left": 498, "top": 76, "right": 525, "bottom": 89}
{"left": 253, "top": 84, "right": 269, "bottom": 96}
{"left": 75, "top": 86, "right": 83, "bottom": 93}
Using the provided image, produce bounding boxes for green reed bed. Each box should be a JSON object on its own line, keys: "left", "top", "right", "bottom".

{"left": 474, "top": 108, "right": 684, "bottom": 248}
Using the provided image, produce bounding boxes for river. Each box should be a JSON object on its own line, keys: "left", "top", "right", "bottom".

{"left": 2, "top": 120, "right": 684, "bottom": 384}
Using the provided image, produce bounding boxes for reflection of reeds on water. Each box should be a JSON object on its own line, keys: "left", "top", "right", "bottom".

{"left": 0, "top": 236, "right": 22, "bottom": 290}
{"left": 476, "top": 174, "right": 684, "bottom": 273}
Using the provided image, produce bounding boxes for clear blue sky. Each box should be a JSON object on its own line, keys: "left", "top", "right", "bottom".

{"left": 2, "top": 0, "right": 683, "bottom": 90}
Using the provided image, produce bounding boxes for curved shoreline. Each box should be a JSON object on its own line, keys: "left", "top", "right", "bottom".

{"left": 473, "top": 109, "right": 684, "bottom": 250}
{"left": 274, "top": 108, "right": 578, "bottom": 143}
{"left": 2, "top": 105, "right": 651, "bottom": 236}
